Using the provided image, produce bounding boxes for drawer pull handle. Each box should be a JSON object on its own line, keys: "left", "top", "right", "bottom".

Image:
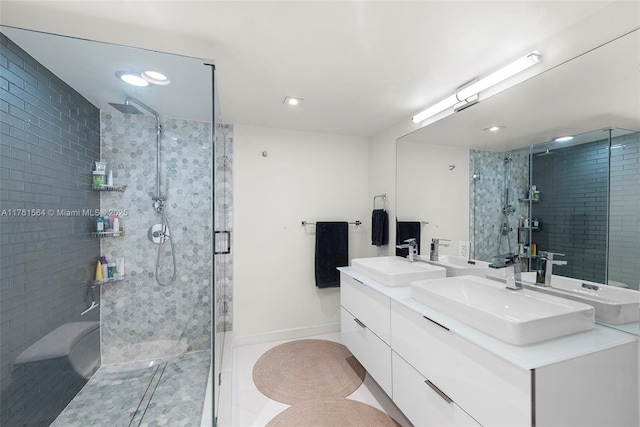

{"left": 425, "top": 380, "right": 453, "bottom": 404}
{"left": 353, "top": 318, "right": 367, "bottom": 328}
{"left": 423, "top": 316, "right": 449, "bottom": 331}
{"left": 353, "top": 278, "right": 365, "bottom": 285}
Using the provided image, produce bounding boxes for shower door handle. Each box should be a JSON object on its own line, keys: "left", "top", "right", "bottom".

{"left": 215, "top": 231, "right": 231, "bottom": 255}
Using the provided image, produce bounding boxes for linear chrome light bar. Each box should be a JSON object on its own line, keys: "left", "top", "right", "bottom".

{"left": 411, "top": 51, "right": 542, "bottom": 123}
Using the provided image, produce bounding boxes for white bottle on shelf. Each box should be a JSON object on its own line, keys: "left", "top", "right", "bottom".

{"left": 113, "top": 217, "right": 120, "bottom": 237}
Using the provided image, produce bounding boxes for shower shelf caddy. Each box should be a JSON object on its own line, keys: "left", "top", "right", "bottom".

{"left": 91, "top": 231, "right": 125, "bottom": 238}
{"left": 90, "top": 275, "right": 126, "bottom": 285}
{"left": 92, "top": 184, "right": 128, "bottom": 192}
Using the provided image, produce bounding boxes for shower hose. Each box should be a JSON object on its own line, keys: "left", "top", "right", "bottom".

{"left": 156, "top": 211, "right": 177, "bottom": 286}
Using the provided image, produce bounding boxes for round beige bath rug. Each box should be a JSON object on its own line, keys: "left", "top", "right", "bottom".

{"left": 266, "top": 398, "right": 401, "bottom": 427}
{"left": 252, "top": 339, "right": 366, "bottom": 404}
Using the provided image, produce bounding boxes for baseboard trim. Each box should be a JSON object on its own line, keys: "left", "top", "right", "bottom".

{"left": 232, "top": 323, "right": 341, "bottom": 347}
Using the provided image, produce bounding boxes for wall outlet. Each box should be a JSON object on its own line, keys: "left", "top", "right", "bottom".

{"left": 459, "top": 241, "right": 470, "bottom": 258}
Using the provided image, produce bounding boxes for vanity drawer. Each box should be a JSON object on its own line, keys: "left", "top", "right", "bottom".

{"left": 390, "top": 300, "right": 531, "bottom": 427}
{"left": 341, "top": 307, "right": 392, "bottom": 396}
{"left": 340, "top": 273, "right": 391, "bottom": 344}
{"left": 392, "top": 351, "right": 481, "bottom": 427}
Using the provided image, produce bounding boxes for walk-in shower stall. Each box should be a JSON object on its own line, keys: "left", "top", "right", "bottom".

{"left": 0, "top": 27, "right": 232, "bottom": 426}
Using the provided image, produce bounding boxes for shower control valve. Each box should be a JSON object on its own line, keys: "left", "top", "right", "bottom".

{"left": 148, "top": 224, "right": 170, "bottom": 244}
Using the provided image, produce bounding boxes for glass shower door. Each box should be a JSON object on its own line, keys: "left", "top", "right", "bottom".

{"left": 213, "top": 119, "right": 233, "bottom": 424}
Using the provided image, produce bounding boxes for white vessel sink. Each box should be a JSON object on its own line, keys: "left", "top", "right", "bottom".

{"left": 411, "top": 275, "right": 595, "bottom": 345}
{"left": 419, "top": 254, "right": 492, "bottom": 277}
{"left": 351, "top": 256, "right": 446, "bottom": 287}
{"left": 521, "top": 272, "right": 640, "bottom": 325}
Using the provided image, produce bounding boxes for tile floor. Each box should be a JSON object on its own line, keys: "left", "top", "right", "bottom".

{"left": 229, "top": 332, "right": 411, "bottom": 427}
{"left": 52, "top": 350, "right": 210, "bottom": 426}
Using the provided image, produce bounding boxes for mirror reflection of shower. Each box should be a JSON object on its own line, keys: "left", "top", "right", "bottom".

{"left": 497, "top": 155, "right": 515, "bottom": 255}
{"left": 470, "top": 170, "right": 480, "bottom": 261}
{"left": 109, "top": 96, "right": 177, "bottom": 286}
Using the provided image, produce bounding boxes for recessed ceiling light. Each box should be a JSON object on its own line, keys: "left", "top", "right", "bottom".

{"left": 485, "top": 126, "right": 504, "bottom": 132}
{"left": 116, "top": 71, "right": 149, "bottom": 87}
{"left": 554, "top": 135, "right": 574, "bottom": 142}
{"left": 283, "top": 96, "right": 303, "bottom": 106}
{"left": 142, "top": 71, "right": 170, "bottom": 86}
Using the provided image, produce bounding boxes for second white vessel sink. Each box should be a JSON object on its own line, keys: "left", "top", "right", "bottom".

{"left": 351, "top": 256, "right": 446, "bottom": 287}
{"left": 420, "top": 254, "right": 492, "bottom": 277}
{"left": 520, "top": 272, "right": 640, "bottom": 325}
{"left": 411, "top": 275, "right": 595, "bottom": 345}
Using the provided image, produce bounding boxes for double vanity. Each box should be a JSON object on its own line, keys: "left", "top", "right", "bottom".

{"left": 339, "top": 256, "right": 639, "bottom": 427}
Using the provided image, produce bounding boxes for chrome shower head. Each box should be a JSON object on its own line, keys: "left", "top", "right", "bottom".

{"left": 536, "top": 148, "right": 554, "bottom": 157}
{"left": 109, "top": 102, "right": 143, "bottom": 115}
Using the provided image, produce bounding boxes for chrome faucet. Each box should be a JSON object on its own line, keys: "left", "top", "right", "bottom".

{"left": 489, "top": 253, "right": 523, "bottom": 290}
{"left": 429, "top": 238, "right": 450, "bottom": 261}
{"left": 535, "top": 251, "right": 567, "bottom": 286}
{"left": 396, "top": 238, "right": 418, "bottom": 262}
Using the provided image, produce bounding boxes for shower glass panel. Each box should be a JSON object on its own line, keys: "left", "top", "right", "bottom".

{"left": 530, "top": 129, "right": 614, "bottom": 284}
{"left": 214, "top": 120, "right": 234, "bottom": 423}
{"left": 0, "top": 27, "right": 217, "bottom": 425}
{"left": 607, "top": 130, "right": 639, "bottom": 290}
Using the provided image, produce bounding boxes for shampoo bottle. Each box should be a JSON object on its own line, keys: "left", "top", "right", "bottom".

{"left": 100, "top": 256, "right": 108, "bottom": 279}
{"left": 95, "top": 259, "right": 104, "bottom": 281}
{"left": 113, "top": 217, "right": 120, "bottom": 237}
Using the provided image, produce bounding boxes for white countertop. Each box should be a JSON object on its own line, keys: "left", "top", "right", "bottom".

{"left": 339, "top": 266, "right": 638, "bottom": 370}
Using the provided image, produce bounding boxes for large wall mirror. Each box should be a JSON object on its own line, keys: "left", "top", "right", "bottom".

{"left": 396, "top": 29, "right": 639, "bottom": 336}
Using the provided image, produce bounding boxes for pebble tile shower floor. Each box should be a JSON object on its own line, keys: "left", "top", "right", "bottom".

{"left": 51, "top": 350, "right": 210, "bottom": 426}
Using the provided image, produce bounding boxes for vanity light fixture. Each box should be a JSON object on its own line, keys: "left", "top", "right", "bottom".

{"left": 411, "top": 51, "right": 542, "bottom": 123}
{"left": 283, "top": 96, "right": 303, "bottom": 106}
{"left": 554, "top": 135, "right": 574, "bottom": 142}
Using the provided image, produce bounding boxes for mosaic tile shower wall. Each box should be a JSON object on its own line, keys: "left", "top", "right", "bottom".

{"left": 215, "top": 124, "right": 233, "bottom": 332}
{"left": 99, "top": 111, "right": 212, "bottom": 364}
{"left": 470, "top": 150, "right": 529, "bottom": 263}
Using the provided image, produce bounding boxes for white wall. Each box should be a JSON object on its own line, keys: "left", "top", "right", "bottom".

{"left": 397, "top": 141, "right": 470, "bottom": 256}
{"left": 233, "top": 125, "right": 370, "bottom": 339}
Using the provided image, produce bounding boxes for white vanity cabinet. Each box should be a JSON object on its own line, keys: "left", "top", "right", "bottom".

{"left": 391, "top": 300, "right": 529, "bottom": 426}
{"left": 391, "top": 300, "right": 638, "bottom": 427}
{"left": 339, "top": 268, "right": 639, "bottom": 427}
{"left": 340, "top": 273, "right": 392, "bottom": 395}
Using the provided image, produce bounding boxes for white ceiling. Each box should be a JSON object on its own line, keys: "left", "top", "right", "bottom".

{"left": 0, "top": 1, "right": 639, "bottom": 141}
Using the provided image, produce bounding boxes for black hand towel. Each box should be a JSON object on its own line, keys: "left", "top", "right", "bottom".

{"left": 315, "top": 222, "right": 349, "bottom": 288}
{"left": 396, "top": 221, "right": 421, "bottom": 257}
{"left": 371, "top": 209, "right": 389, "bottom": 247}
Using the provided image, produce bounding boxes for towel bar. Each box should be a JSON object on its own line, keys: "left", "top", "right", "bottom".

{"left": 302, "top": 220, "right": 361, "bottom": 226}
{"left": 373, "top": 194, "right": 386, "bottom": 210}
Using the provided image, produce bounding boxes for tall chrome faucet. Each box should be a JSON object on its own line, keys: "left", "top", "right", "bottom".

{"left": 429, "top": 238, "right": 450, "bottom": 261}
{"left": 396, "top": 238, "right": 418, "bottom": 262}
{"left": 535, "top": 251, "right": 567, "bottom": 286}
{"left": 489, "top": 253, "right": 522, "bottom": 290}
